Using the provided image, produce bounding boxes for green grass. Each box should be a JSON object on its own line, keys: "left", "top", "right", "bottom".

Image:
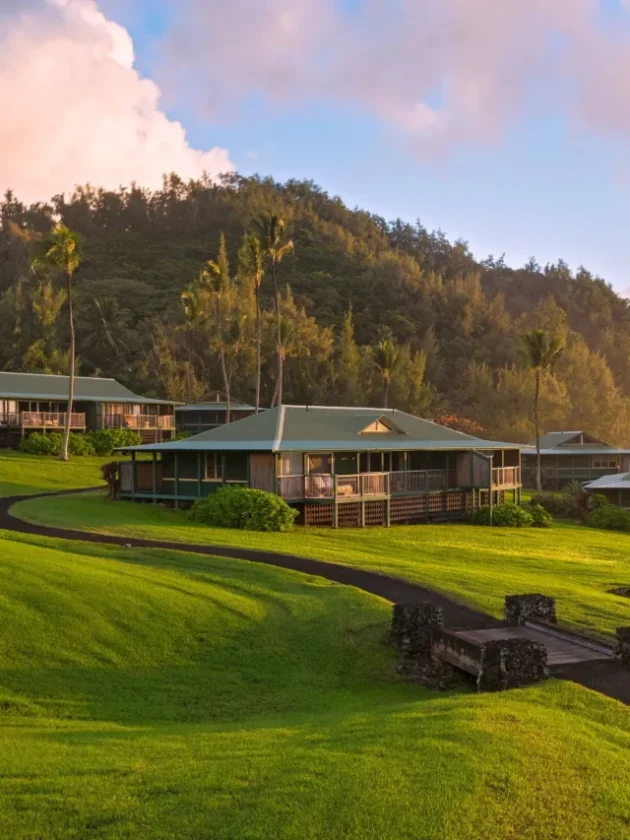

{"left": 1, "top": 530, "right": 629, "bottom": 839}
{"left": 15, "top": 490, "right": 630, "bottom": 640}
{"left": 0, "top": 450, "right": 109, "bottom": 496}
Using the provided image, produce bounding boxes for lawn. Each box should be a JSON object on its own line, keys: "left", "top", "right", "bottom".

{"left": 14, "top": 489, "right": 630, "bottom": 640}
{"left": 0, "top": 530, "right": 629, "bottom": 840}
{"left": 0, "top": 450, "right": 109, "bottom": 496}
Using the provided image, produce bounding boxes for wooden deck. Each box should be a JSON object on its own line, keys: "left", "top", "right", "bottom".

{"left": 455, "top": 624, "right": 613, "bottom": 666}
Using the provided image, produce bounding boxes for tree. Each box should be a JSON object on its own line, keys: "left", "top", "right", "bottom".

{"left": 33, "top": 224, "right": 82, "bottom": 461}
{"left": 521, "top": 330, "right": 565, "bottom": 490}
{"left": 254, "top": 215, "right": 294, "bottom": 406}
{"left": 373, "top": 334, "right": 401, "bottom": 408}
{"left": 240, "top": 233, "right": 266, "bottom": 412}
{"left": 179, "top": 287, "right": 204, "bottom": 404}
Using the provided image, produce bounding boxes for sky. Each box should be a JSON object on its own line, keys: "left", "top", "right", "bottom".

{"left": 3, "top": 0, "right": 630, "bottom": 293}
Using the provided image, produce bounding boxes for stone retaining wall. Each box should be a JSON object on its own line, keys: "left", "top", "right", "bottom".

{"left": 504, "top": 594, "right": 556, "bottom": 626}
{"left": 615, "top": 627, "right": 630, "bottom": 666}
{"left": 477, "top": 638, "right": 548, "bottom": 692}
{"left": 390, "top": 603, "right": 444, "bottom": 658}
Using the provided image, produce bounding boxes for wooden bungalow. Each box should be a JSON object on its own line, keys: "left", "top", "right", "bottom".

{"left": 521, "top": 431, "right": 630, "bottom": 490}
{"left": 0, "top": 372, "right": 178, "bottom": 446}
{"left": 584, "top": 472, "right": 630, "bottom": 508}
{"left": 117, "top": 405, "right": 523, "bottom": 527}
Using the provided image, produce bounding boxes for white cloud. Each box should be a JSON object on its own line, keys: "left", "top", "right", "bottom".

{"left": 0, "top": 0, "right": 232, "bottom": 204}
{"left": 164, "top": 0, "right": 630, "bottom": 155}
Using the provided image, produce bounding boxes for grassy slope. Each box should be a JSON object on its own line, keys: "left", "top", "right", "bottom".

{"left": 15, "top": 490, "right": 630, "bottom": 640}
{"left": 0, "top": 450, "right": 108, "bottom": 496}
{"left": 1, "top": 530, "right": 629, "bottom": 840}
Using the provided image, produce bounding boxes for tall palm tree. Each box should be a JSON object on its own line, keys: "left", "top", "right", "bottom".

{"left": 521, "top": 329, "right": 565, "bottom": 491}
{"left": 374, "top": 336, "right": 401, "bottom": 408}
{"left": 254, "top": 216, "right": 293, "bottom": 406}
{"left": 179, "top": 287, "right": 203, "bottom": 404}
{"left": 200, "top": 234, "right": 234, "bottom": 422}
{"left": 34, "top": 225, "right": 82, "bottom": 461}
{"left": 241, "top": 233, "right": 266, "bottom": 413}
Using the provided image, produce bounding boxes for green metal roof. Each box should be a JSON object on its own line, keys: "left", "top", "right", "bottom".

{"left": 585, "top": 473, "right": 630, "bottom": 490}
{"left": 121, "top": 405, "right": 523, "bottom": 453}
{"left": 522, "top": 447, "right": 630, "bottom": 456}
{"left": 177, "top": 401, "right": 256, "bottom": 412}
{"left": 0, "top": 372, "right": 176, "bottom": 405}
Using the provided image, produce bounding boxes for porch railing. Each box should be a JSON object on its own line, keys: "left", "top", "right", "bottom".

{"left": 104, "top": 414, "right": 175, "bottom": 430}
{"left": 492, "top": 467, "right": 521, "bottom": 487}
{"left": 21, "top": 412, "right": 85, "bottom": 429}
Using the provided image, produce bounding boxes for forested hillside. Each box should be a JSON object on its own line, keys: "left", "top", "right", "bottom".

{"left": 1, "top": 173, "right": 629, "bottom": 444}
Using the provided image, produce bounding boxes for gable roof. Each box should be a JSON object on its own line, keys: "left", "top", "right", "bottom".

{"left": 585, "top": 472, "right": 630, "bottom": 491}
{"left": 121, "top": 405, "right": 523, "bottom": 453}
{"left": 538, "top": 431, "right": 585, "bottom": 449}
{"left": 0, "top": 372, "right": 175, "bottom": 405}
{"left": 177, "top": 401, "right": 256, "bottom": 412}
{"left": 522, "top": 430, "right": 630, "bottom": 457}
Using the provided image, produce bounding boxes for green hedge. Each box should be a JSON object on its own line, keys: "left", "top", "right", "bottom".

{"left": 529, "top": 504, "right": 554, "bottom": 528}
{"left": 586, "top": 506, "right": 630, "bottom": 532}
{"left": 19, "top": 428, "right": 141, "bottom": 457}
{"left": 189, "top": 486, "right": 298, "bottom": 532}
{"left": 473, "top": 503, "right": 534, "bottom": 528}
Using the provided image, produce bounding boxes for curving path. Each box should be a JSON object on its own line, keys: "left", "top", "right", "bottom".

{"left": 1, "top": 488, "right": 629, "bottom": 705}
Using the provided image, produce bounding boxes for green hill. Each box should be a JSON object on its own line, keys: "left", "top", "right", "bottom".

{"left": 1, "top": 530, "right": 629, "bottom": 839}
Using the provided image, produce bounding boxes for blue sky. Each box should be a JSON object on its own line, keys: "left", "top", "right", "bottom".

{"left": 7, "top": 0, "right": 630, "bottom": 293}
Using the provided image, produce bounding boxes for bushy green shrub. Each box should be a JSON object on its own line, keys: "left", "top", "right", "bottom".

{"left": 529, "top": 504, "right": 553, "bottom": 528}
{"left": 19, "top": 432, "right": 60, "bottom": 455}
{"left": 189, "top": 486, "right": 298, "bottom": 532}
{"left": 590, "top": 493, "right": 611, "bottom": 510}
{"left": 586, "top": 506, "right": 630, "bottom": 532}
{"left": 89, "top": 428, "right": 141, "bottom": 455}
{"left": 473, "top": 503, "right": 534, "bottom": 528}
{"left": 67, "top": 434, "right": 96, "bottom": 455}
{"left": 529, "top": 492, "right": 570, "bottom": 516}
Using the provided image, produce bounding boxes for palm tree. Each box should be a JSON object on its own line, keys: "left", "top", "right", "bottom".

{"left": 34, "top": 225, "right": 82, "bottom": 461}
{"left": 200, "top": 234, "right": 234, "bottom": 422}
{"left": 241, "top": 233, "right": 266, "bottom": 413}
{"left": 254, "top": 216, "right": 293, "bottom": 406}
{"left": 179, "top": 287, "right": 203, "bottom": 404}
{"left": 521, "top": 329, "right": 565, "bottom": 491}
{"left": 374, "top": 336, "right": 401, "bottom": 408}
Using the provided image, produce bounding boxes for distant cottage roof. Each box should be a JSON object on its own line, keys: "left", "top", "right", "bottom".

{"left": 122, "top": 405, "right": 523, "bottom": 453}
{"left": 0, "top": 372, "right": 175, "bottom": 405}
{"left": 177, "top": 401, "right": 256, "bottom": 412}
{"left": 522, "top": 430, "right": 630, "bottom": 457}
{"left": 585, "top": 473, "right": 630, "bottom": 491}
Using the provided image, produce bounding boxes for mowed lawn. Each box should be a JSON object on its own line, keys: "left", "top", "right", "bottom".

{"left": 0, "top": 450, "right": 108, "bottom": 496}
{"left": 15, "top": 489, "right": 630, "bottom": 640}
{"left": 0, "top": 530, "right": 629, "bottom": 840}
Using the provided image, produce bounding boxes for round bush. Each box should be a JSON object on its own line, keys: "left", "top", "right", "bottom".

{"left": 586, "top": 506, "right": 630, "bottom": 532}
{"left": 19, "top": 432, "right": 60, "bottom": 456}
{"left": 190, "top": 486, "right": 299, "bottom": 532}
{"left": 529, "top": 504, "right": 553, "bottom": 528}
{"left": 529, "top": 492, "right": 570, "bottom": 517}
{"left": 473, "top": 503, "right": 534, "bottom": 528}
{"left": 89, "top": 428, "right": 141, "bottom": 456}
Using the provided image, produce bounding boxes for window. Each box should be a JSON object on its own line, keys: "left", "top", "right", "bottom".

{"left": 593, "top": 459, "right": 618, "bottom": 470}
{"left": 205, "top": 453, "right": 222, "bottom": 480}
{"left": 281, "top": 452, "right": 303, "bottom": 476}
{"left": 224, "top": 452, "right": 248, "bottom": 482}
{"left": 308, "top": 454, "right": 332, "bottom": 475}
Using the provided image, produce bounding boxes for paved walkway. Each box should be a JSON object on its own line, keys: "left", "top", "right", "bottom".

{"left": 1, "top": 488, "right": 629, "bottom": 705}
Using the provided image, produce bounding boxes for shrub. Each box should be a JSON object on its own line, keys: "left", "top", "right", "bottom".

{"left": 19, "top": 432, "right": 60, "bottom": 456}
{"left": 529, "top": 504, "right": 553, "bottom": 528}
{"left": 586, "top": 506, "right": 630, "bottom": 532}
{"left": 529, "top": 492, "right": 570, "bottom": 517}
{"left": 190, "top": 486, "right": 299, "bottom": 532}
{"left": 89, "top": 428, "right": 141, "bottom": 456}
{"left": 473, "top": 503, "right": 534, "bottom": 528}
{"left": 67, "top": 433, "right": 96, "bottom": 455}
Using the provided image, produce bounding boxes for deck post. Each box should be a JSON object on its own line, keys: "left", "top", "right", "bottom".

{"left": 333, "top": 475, "right": 338, "bottom": 529}
{"left": 488, "top": 455, "right": 494, "bottom": 526}
{"left": 386, "top": 497, "right": 391, "bottom": 528}
{"left": 174, "top": 453, "right": 179, "bottom": 509}
{"left": 152, "top": 452, "right": 157, "bottom": 501}
{"left": 197, "top": 452, "right": 203, "bottom": 498}
{"left": 131, "top": 451, "right": 136, "bottom": 500}
{"left": 361, "top": 500, "right": 366, "bottom": 528}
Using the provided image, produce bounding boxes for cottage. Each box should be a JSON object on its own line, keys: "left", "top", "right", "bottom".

{"left": 521, "top": 431, "right": 630, "bottom": 490}
{"left": 117, "top": 405, "right": 523, "bottom": 527}
{"left": 176, "top": 395, "right": 256, "bottom": 434}
{"left": 584, "top": 473, "right": 630, "bottom": 508}
{"left": 0, "top": 372, "right": 178, "bottom": 446}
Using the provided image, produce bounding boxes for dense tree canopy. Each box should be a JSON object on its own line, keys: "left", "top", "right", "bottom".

{"left": 1, "top": 173, "right": 629, "bottom": 445}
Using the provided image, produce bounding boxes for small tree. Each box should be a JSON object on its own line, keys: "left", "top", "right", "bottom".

{"left": 33, "top": 225, "right": 82, "bottom": 461}
{"left": 521, "top": 329, "right": 564, "bottom": 491}
{"left": 240, "top": 233, "right": 266, "bottom": 413}
{"left": 179, "top": 286, "right": 204, "bottom": 404}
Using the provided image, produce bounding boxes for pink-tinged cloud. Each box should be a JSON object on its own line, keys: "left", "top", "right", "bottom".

{"left": 165, "top": 0, "right": 630, "bottom": 155}
{"left": 0, "top": 0, "right": 232, "bottom": 203}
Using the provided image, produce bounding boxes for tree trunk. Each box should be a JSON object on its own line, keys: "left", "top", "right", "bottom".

{"left": 187, "top": 330, "right": 193, "bottom": 404}
{"left": 384, "top": 375, "right": 390, "bottom": 409}
{"left": 61, "top": 271, "right": 75, "bottom": 462}
{"left": 272, "top": 260, "right": 283, "bottom": 406}
{"left": 255, "top": 282, "right": 262, "bottom": 413}
{"left": 534, "top": 370, "right": 542, "bottom": 493}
